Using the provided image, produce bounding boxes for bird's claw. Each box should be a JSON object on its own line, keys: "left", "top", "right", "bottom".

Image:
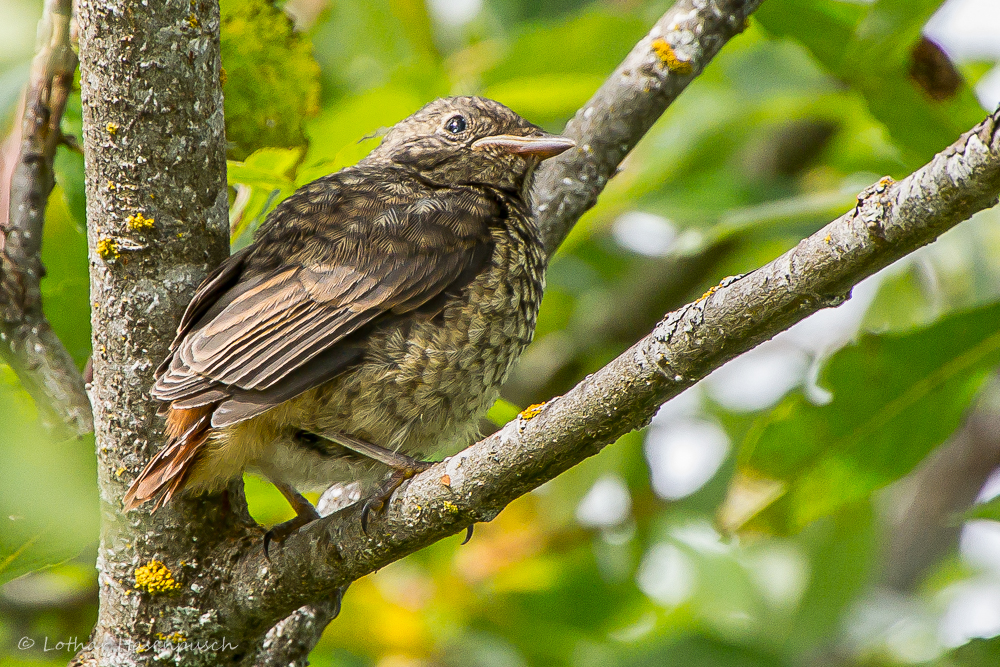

{"left": 263, "top": 512, "right": 319, "bottom": 560}
{"left": 359, "top": 460, "right": 433, "bottom": 535}
{"left": 262, "top": 528, "right": 281, "bottom": 560}
{"left": 330, "top": 585, "right": 346, "bottom": 620}
{"left": 360, "top": 497, "right": 383, "bottom": 536}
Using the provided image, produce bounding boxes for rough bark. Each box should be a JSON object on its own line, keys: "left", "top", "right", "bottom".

{"left": 75, "top": 1, "right": 236, "bottom": 665}
{"left": 244, "top": 600, "right": 340, "bottom": 667}
{"left": 0, "top": 0, "right": 91, "bottom": 436}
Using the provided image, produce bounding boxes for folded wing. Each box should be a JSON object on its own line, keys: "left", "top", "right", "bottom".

{"left": 153, "top": 186, "right": 495, "bottom": 427}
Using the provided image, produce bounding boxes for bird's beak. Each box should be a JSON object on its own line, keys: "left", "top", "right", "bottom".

{"left": 472, "top": 133, "right": 576, "bottom": 160}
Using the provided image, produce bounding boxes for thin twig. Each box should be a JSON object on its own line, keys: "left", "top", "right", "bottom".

{"left": 0, "top": 0, "right": 91, "bottom": 436}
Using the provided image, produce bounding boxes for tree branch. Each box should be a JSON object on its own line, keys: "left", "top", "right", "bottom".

{"left": 884, "top": 392, "right": 1000, "bottom": 591}
{"left": 0, "top": 0, "right": 91, "bottom": 436}
{"left": 245, "top": 488, "right": 357, "bottom": 666}
{"left": 210, "top": 107, "right": 1000, "bottom": 646}
{"left": 247, "top": 600, "right": 342, "bottom": 667}
{"left": 532, "top": 0, "right": 764, "bottom": 254}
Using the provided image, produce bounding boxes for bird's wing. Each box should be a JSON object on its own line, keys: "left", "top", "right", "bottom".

{"left": 152, "top": 190, "right": 495, "bottom": 427}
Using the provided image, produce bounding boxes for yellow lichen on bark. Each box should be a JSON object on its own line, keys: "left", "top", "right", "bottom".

{"left": 519, "top": 402, "right": 546, "bottom": 420}
{"left": 651, "top": 38, "right": 693, "bottom": 74}
{"left": 96, "top": 238, "right": 119, "bottom": 260}
{"left": 126, "top": 212, "right": 155, "bottom": 231}
{"left": 134, "top": 560, "right": 182, "bottom": 594}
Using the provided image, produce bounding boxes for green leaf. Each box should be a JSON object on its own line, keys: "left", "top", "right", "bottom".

{"left": 481, "top": 10, "right": 647, "bottom": 86}
{"left": 227, "top": 147, "right": 302, "bottom": 190}
{"left": 310, "top": 0, "right": 444, "bottom": 100}
{"left": 227, "top": 147, "right": 302, "bottom": 245}
{"left": 487, "top": 398, "right": 522, "bottom": 427}
{"left": 40, "top": 185, "right": 91, "bottom": 365}
{"left": 388, "top": 0, "right": 440, "bottom": 65}
{"left": 227, "top": 87, "right": 425, "bottom": 246}
{"left": 738, "top": 301, "right": 1000, "bottom": 533}
{"left": 0, "top": 386, "right": 98, "bottom": 584}
{"left": 940, "top": 637, "right": 1000, "bottom": 667}
{"left": 784, "top": 503, "right": 876, "bottom": 653}
{"left": 0, "top": 523, "right": 76, "bottom": 586}
{"left": 624, "top": 634, "right": 787, "bottom": 667}
{"left": 482, "top": 73, "right": 607, "bottom": 124}
{"left": 298, "top": 86, "right": 423, "bottom": 184}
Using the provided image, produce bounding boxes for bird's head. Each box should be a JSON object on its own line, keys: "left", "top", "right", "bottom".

{"left": 365, "top": 96, "right": 575, "bottom": 194}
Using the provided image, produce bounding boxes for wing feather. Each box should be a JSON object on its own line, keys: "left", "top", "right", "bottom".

{"left": 151, "top": 179, "right": 496, "bottom": 424}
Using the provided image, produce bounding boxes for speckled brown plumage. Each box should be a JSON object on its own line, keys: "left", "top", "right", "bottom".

{"left": 123, "top": 97, "right": 574, "bottom": 525}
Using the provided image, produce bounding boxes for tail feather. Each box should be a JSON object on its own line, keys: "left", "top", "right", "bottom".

{"left": 122, "top": 405, "right": 214, "bottom": 511}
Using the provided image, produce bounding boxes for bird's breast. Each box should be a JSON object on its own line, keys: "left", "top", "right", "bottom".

{"left": 291, "top": 209, "right": 545, "bottom": 461}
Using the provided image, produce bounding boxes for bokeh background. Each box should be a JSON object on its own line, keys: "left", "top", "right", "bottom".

{"left": 4, "top": 0, "right": 1000, "bottom": 665}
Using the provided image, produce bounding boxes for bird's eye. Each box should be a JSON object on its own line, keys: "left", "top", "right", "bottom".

{"left": 445, "top": 115, "right": 467, "bottom": 134}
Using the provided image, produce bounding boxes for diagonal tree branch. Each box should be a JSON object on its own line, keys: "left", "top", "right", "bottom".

{"left": 210, "top": 108, "right": 1000, "bottom": 646}
{"left": 0, "top": 0, "right": 91, "bottom": 437}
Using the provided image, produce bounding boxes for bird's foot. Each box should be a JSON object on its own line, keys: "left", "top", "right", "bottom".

{"left": 296, "top": 429, "right": 436, "bottom": 535}
{"left": 264, "top": 481, "right": 321, "bottom": 559}
{"left": 360, "top": 460, "right": 433, "bottom": 535}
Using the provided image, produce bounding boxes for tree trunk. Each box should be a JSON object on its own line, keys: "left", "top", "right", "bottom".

{"left": 75, "top": 1, "right": 246, "bottom": 663}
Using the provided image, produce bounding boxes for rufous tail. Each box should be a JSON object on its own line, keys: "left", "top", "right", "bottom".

{"left": 122, "top": 405, "right": 213, "bottom": 511}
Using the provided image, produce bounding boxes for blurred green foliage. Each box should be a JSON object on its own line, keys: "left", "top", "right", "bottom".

{"left": 3, "top": 0, "right": 1000, "bottom": 666}
{"left": 742, "top": 302, "right": 1000, "bottom": 534}
{"left": 220, "top": 0, "right": 321, "bottom": 159}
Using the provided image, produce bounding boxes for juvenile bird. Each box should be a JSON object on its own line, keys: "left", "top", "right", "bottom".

{"left": 122, "top": 97, "right": 574, "bottom": 546}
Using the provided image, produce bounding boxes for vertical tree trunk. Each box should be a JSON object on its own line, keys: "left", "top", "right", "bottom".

{"left": 75, "top": 2, "right": 253, "bottom": 664}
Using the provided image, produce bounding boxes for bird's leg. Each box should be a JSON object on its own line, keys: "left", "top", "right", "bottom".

{"left": 263, "top": 480, "right": 321, "bottom": 559}
{"left": 299, "top": 429, "right": 475, "bottom": 542}
{"left": 298, "top": 429, "right": 432, "bottom": 534}
{"left": 302, "top": 430, "right": 432, "bottom": 471}
{"left": 360, "top": 466, "right": 429, "bottom": 535}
